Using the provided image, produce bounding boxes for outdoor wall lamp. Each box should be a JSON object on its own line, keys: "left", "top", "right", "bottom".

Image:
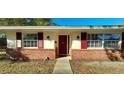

{"left": 47, "top": 36, "right": 50, "bottom": 39}
{"left": 55, "top": 41, "right": 57, "bottom": 43}
{"left": 77, "top": 35, "right": 80, "bottom": 39}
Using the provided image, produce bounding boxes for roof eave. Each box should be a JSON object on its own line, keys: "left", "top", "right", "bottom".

{"left": 0, "top": 26, "right": 123, "bottom": 30}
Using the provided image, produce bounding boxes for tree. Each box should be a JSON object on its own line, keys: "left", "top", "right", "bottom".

{"left": 0, "top": 18, "right": 52, "bottom": 26}
{"left": 33, "top": 18, "right": 52, "bottom": 26}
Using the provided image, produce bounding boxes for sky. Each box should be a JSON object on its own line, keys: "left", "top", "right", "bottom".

{"left": 52, "top": 18, "right": 124, "bottom": 26}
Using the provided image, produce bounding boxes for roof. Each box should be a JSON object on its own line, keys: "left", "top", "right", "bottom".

{"left": 0, "top": 26, "right": 123, "bottom": 30}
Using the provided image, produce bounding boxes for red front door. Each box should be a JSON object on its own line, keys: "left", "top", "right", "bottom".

{"left": 59, "top": 35, "right": 67, "bottom": 56}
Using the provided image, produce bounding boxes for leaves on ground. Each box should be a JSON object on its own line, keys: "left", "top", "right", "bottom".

{"left": 0, "top": 60, "right": 56, "bottom": 74}
{"left": 70, "top": 60, "right": 124, "bottom": 74}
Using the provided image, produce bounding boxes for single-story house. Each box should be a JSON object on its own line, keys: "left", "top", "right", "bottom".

{"left": 1, "top": 26, "right": 124, "bottom": 61}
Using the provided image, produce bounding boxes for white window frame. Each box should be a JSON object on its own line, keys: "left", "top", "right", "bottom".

{"left": 87, "top": 34, "right": 103, "bottom": 49}
{"left": 87, "top": 34, "right": 121, "bottom": 49}
{"left": 22, "top": 33, "right": 38, "bottom": 48}
{"left": 87, "top": 40, "right": 103, "bottom": 49}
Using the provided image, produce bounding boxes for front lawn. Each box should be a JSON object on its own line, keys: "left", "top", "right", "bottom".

{"left": 0, "top": 60, "right": 56, "bottom": 74}
{"left": 0, "top": 51, "right": 6, "bottom": 55}
{"left": 0, "top": 50, "right": 6, "bottom": 57}
{"left": 70, "top": 60, "right": 124, "bottom": 74}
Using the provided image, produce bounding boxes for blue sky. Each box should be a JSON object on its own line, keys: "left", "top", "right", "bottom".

{"left": 52, "top": 18, "right": 124, "bottom": 26}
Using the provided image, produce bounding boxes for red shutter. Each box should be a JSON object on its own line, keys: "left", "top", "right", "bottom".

{"left": 38, "top": 32, "right": 43, "bottom": 48}
{"left": 122, "top": 32, "right": 124, "bottom": 49}
{"left": 16, "top": 32, "right": 22, "bottom": 48}
{"left": 81, "top": 32, "right": 87, "bottom": 49}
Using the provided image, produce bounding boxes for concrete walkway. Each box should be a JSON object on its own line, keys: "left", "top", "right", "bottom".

{"left": 52, "top": 56, "right": 73, "bottom": 74}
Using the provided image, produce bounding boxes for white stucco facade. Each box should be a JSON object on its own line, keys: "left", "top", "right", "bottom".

{"left": 70, "top": 32, "right": 81, "bottom": 49}
{"left": 44, "top": 32, "right": 55, "bottom": 49}
{"left": 5, "top": 31, "right": 56, "bottom": 49}
{"left": 0, "top": 26, "right": 123, "bottom": 50}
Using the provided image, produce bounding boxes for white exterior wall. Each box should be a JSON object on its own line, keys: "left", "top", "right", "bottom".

{"left": 70, "top": 32, "right": 81, "bottom": 49}
{"left": 4, "top": 29, "right": 123, "bottom": 49}
{"left": 44, "top": 32, "right": 55, "bottom": 49}
{"left": 69, "top": 30, "right": 122, "bottom": 49}
{"left": 6, "top": 31, "right": 55, "bottom": 49}
{"left": 6, "top": 32, "right": 16, "bottom": 48}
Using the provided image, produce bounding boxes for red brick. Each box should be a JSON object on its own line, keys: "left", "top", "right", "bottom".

{"left": 71, "top": 49, "right": 124, "bottom": 61}
{"left": 6, "top": 48, "right": 55, "bottom": 60}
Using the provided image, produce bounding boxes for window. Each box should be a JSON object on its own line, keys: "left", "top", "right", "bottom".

{"left": 87, "top": 34, "right": 103, "bottom": 48}
{"left": 87, "top": 34, "right": 121, "bottom": 49}
{"left": 23, "top": 33, "right": 38, "bottom": 47}
{"left": 104, "top": 34, "right": 120, "bottom": 48}
{"left": 0, "top": 33, "right": 7, "bottom": 49}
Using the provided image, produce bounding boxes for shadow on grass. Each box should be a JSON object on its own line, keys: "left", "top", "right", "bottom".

{"left": 6, "top": 48, "right": 29, "bottom": 62}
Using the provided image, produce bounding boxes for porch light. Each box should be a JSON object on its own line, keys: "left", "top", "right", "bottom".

{"left": 77, "top": 35, "right": 80, "bottom": 39}
{"left": 47, "top": 36, "right": 50, "bottom": 39}
{"left": 55, "top": 41, "right": 57, "bottom": 43}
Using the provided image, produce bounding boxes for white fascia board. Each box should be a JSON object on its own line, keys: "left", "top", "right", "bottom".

{"left": 0, "top": 26, "right": 123, "bottom": 30}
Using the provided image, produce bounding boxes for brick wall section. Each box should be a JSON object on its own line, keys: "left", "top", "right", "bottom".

{"left": 6, "top": 49, "right": 55, "bottom": 60}
{"left": 71, "top": 49, "right": 124, "bottom": 61}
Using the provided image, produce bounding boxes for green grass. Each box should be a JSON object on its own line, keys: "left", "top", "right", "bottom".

{"left": 70, "top": 60, "right": 124, "bottom": 74}
{"left": 0, "top": 60, "right": 56, "bottom": 74}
